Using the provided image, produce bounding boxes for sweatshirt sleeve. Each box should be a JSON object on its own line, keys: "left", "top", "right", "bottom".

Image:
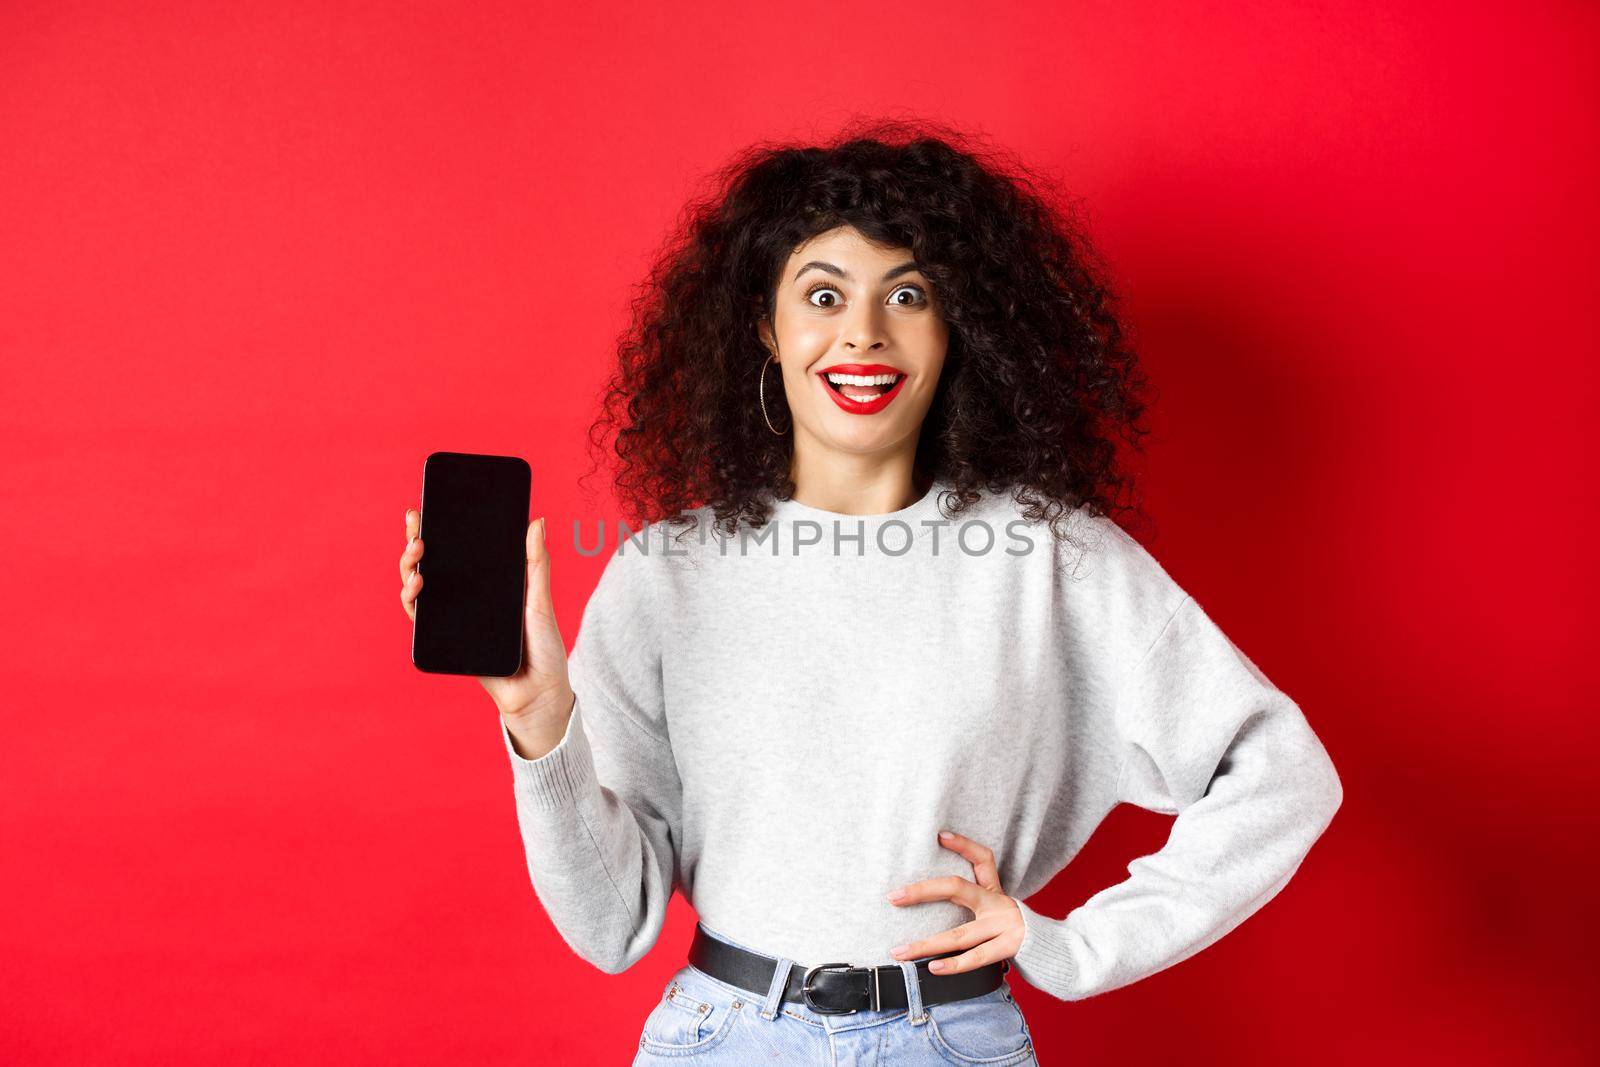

{"left": 1010, "top": 593, "right": 1343, "bottom": 1001}
{"left": 498, "top": 546, "right": 682, "bottom": 975}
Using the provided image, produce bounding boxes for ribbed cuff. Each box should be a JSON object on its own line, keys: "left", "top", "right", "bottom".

{"left": 1010, "top": 897, "right": 1079, "bottom": 1000}
{"left": 501, "top": 694, "right": 597, "bottom": 812}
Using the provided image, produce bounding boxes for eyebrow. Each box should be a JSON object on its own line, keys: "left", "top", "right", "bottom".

{"left": 792, "top": 260, "right": 922, "bottom": 284}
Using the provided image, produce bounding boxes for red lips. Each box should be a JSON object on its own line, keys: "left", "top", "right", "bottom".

{"left": 817, "top": 363, "right": 908, "bottom": 416}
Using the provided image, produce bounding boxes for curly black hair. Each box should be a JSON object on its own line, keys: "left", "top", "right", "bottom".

{"left": 581, "top": 115, "right": 1156, "bottom": 548}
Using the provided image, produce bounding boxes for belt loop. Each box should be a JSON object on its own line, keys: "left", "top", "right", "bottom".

{"left": 897, "top": 959, "right": 928, "bottom": 1025}
{"left": 760, "top": 957, "right": 794, "bottom": 1021}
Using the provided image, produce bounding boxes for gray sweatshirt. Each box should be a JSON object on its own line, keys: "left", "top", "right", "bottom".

{"left": 498, "top": 479, "right": 1343, "bottom": 1001}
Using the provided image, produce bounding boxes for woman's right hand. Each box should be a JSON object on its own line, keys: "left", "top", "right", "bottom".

{"left": 401, "top": 508, "right": 576, "bottom": 742}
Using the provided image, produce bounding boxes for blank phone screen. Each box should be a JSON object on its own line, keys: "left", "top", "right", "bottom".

{"left": 411, "top": 451, "right": 531, "bottom": 677}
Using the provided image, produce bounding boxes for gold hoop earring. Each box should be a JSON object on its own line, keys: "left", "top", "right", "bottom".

{"left": 758, "top": 353, "right": 790, "bottom": 435}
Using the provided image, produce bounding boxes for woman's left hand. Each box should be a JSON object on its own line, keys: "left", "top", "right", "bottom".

{"left": 885, "top": 830, "right": 1025, "bottom": 974}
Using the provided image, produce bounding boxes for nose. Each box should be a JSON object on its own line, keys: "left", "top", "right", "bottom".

{"left": 840, "top": 303, "right": 889, "bottom": 352}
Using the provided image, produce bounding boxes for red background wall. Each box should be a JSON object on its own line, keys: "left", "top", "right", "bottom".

{"left": 3, "top": 2, "right": 1595, "bottom": 1062}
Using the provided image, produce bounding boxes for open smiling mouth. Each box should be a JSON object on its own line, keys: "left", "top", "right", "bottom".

{"left": 818, "top": 365, "right": 908, "bottom": 414}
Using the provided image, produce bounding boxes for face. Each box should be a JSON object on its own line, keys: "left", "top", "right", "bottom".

{"left": 758, "top": 225, "right": 949, "bottom": 463}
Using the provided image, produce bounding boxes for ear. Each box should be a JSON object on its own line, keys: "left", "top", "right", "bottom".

{"left": 756, "top": 316, "right": 777, "bottom": 359}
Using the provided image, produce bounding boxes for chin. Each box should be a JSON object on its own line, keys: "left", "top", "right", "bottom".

{"left": 814, "top": 418, "right": 918, "bottom": 452}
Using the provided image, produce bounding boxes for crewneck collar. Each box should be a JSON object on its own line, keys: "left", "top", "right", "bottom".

{"left": 767, "top": 477, "right": 950, "bottom": 530}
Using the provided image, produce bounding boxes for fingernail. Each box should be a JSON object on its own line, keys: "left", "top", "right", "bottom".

{"left": 939, "top": 831, "right": 954, "bottom": 839}
{"left": 928, "top": 960, "right": 944, "bottom": 972}
{"left": 890, "top": 944, "right": 910, "bottom": 957}
{"left": 886, "top": 889, "right": 906, "bottom": 902}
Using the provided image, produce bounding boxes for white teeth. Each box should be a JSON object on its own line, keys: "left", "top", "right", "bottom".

{"left": 826, "top": 373, "right": 900, "bottom": 385}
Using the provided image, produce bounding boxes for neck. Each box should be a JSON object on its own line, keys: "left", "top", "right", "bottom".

{"left": 786, "top": 449, "right": 929, "bottom": 517}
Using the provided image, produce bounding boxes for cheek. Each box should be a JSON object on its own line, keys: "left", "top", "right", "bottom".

{"left": 780, "top": 318, "right": 835, "bottom": 353}
{"left": 775, "top": 324, "right": 833, "bottom": 389}
{"left": 908, "top": 324, "right": 949, "bottom": 380}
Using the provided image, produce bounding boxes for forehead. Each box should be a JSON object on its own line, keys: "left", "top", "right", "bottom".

{"left": 786, "top": 225, "right": 913, "bottom": 267}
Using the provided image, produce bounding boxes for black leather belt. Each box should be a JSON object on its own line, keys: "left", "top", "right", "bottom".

{"left": 687, "top": 922, "right": 1009, "bottom": 1016}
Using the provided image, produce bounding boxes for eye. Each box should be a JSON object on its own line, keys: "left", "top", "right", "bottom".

{"left": 805, "top": 283, "right": 842, "bottom": 308}
{"left": 888, "top": 284, "right": 928, "bottom": 307}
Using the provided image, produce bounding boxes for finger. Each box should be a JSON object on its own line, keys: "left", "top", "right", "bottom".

{"left": 938, "top": 830, "right": 1002, "bottom": 893}
{"left": 924, "top": 936, "right": 1011, "bottom": 976}
{"left": 400, "top": 534, "right": 423, "bottom": 583}
{"left": 402, "top": 568, "right": 422, "bottom": 606}
{"left": 888, "top": 915, "right": 1002, "bottom": 962}
{"left": 525, "top": 518, "right": 558, "bottom": 629}
{"left": 401, "top": 508, "right": 422, "bottom": 582}
{"left": 886, "top": 875, "right": 984, "bottom": 912}
{"left": 400, "top": 575, "right": 419, "bottom": 620}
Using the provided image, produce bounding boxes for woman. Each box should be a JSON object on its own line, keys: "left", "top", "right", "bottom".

{"left": 398, "top": 119, "right": 1342, "bottom": 1065}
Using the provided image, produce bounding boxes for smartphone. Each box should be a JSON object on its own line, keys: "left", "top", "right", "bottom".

{"left": 411, "top": 451, "right": 532, "bottom": 677}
